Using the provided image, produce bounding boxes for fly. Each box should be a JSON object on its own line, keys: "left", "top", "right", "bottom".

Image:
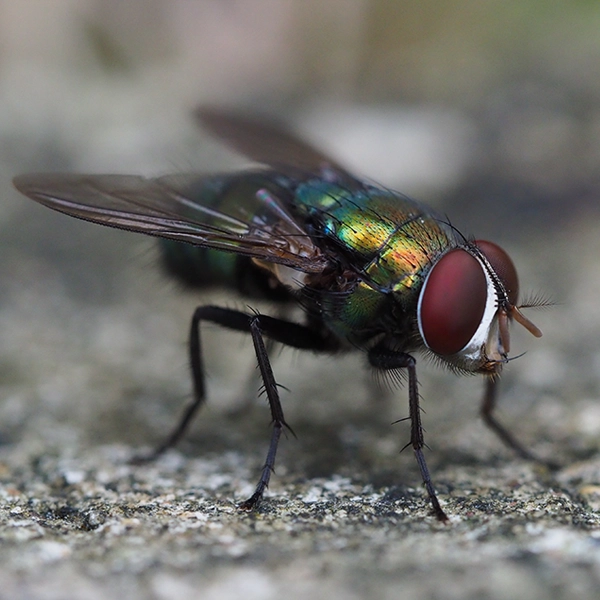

{"left": 13, "top": 108, "right": 545, "bottom": 521}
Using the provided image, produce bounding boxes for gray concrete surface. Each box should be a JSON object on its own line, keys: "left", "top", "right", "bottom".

{"left": 1, "top": 3, "right": 600, "bottom": 599}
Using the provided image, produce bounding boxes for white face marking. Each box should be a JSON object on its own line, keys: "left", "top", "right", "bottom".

{"left": 456, "top": 257, "right": 501, "bottom": 366}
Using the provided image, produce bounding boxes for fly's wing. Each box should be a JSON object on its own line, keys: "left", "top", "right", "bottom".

{"left": 197, "top": 107, "right": 356, "bottom": 182}
{"left": 13, "top": 172, "right": 329, "bottom": 273}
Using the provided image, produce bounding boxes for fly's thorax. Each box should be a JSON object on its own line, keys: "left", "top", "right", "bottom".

{"left": 318, "top": 279, "right": 388, "bottom": 341}
{"left": 301, "top": 270, "right": 418, "bottom": 347}
{"left": 294, "top": 180, "right": 456, "bottom": 296}
{"left": 293, "top": 180, "right": 464, "bottom": 345}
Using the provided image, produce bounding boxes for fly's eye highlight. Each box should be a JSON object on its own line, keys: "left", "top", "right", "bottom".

{"left": 475, "top": 240, "right": 519, "bottom": 305}
{"left": 418, "top": 249, "right": 487, "bottom": 355}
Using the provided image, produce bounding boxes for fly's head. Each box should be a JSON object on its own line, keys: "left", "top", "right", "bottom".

{"left": 416, "top": 240, "right": 543, "bottom": 375}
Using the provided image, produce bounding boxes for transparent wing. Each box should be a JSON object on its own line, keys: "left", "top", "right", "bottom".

{"left": 13, "top": 172, "right": 329, "bottom": 273}
{"left": 197, "top": 107, "right": 355, "bottom": 180}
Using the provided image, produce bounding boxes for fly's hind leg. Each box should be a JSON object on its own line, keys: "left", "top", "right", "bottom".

{"left": 153, "top": 305, "right": 334, "bottom": 508}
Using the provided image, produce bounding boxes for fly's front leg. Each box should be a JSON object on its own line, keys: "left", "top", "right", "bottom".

{"left": 369, "top": 346, "right": 448, "bottom": 522}
{"left": 481, "top": 376, "right": 558, "bottom": 470}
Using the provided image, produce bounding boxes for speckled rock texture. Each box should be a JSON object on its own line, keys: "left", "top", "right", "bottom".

{"left": 1, "top": 3, "right": 600, "bottom": 599}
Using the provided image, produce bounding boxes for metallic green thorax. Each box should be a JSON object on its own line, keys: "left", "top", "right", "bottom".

{"left": 293, "top": 180, "right": 457, "bottom": 339}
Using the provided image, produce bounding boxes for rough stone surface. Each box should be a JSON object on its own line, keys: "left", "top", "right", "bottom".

{"left": 1, "top": 4, "right": 600, "bottom": 599}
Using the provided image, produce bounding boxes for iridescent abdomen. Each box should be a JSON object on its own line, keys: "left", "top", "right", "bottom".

{"left": 160, "top": 172, "right": 297, "bottom": 300}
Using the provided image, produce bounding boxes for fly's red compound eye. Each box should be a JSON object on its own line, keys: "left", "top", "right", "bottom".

{"left": 475, "top": 240, "right": 519, "bottom": 305}
{"left": 418, "top": 249, "right": 487, "bottom": 355}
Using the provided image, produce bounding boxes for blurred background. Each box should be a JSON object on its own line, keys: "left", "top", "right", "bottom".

{"left": 2, "top": 1, "right": 600, "bottom": 598}
{"left": 1, "top": 0, "right": 600, "bottom": 514}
